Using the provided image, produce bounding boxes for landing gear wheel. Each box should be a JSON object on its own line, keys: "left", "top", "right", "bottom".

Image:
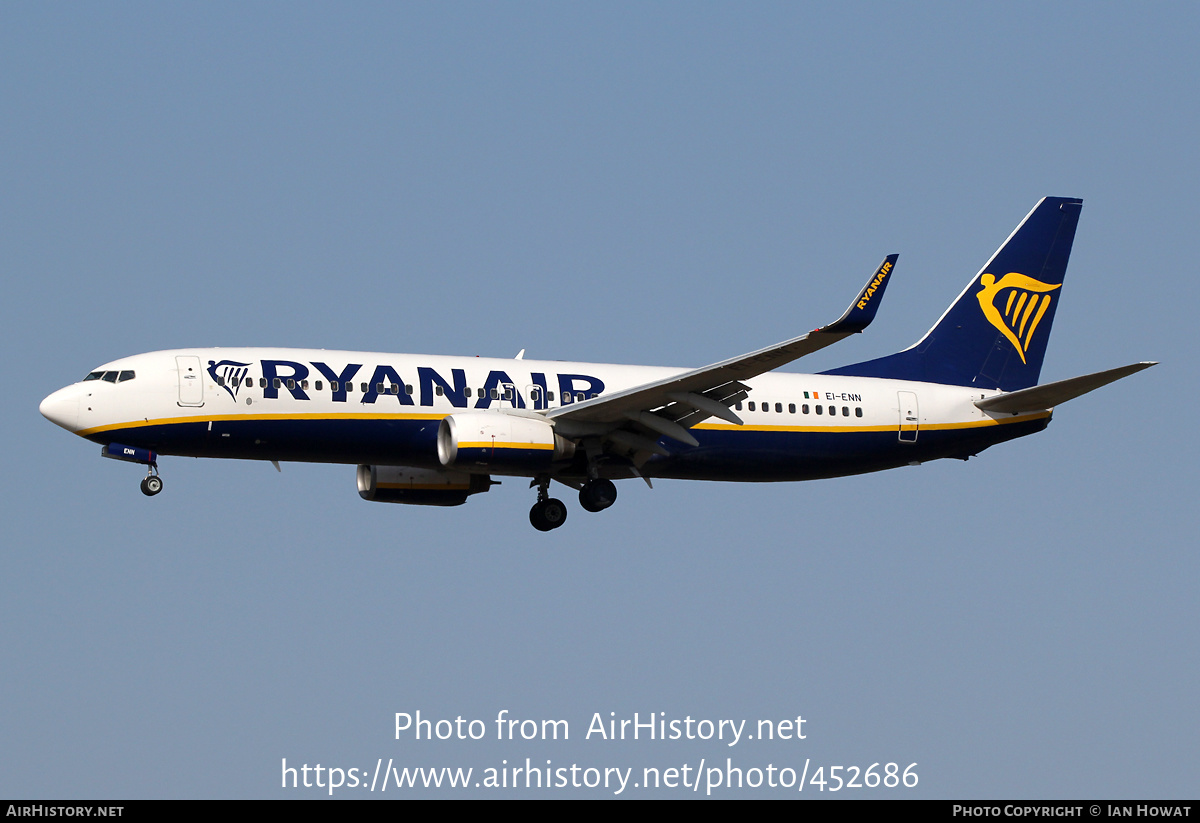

{"left": 140, "top": 475, "right": 163, "bottom": 496}
{"left": 529, "top": 498, "right": 568, "bottom": 531}
{"left": 579, "top": 478, "right": 617, "bottom": 512}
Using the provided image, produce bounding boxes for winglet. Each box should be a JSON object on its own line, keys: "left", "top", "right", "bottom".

{"left": 819, "top": 254, "right": 898, "bottom": 334}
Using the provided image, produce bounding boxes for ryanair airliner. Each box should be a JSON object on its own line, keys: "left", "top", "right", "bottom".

{"left": 40, "top": 197, "right": 1153, "bottom": 531}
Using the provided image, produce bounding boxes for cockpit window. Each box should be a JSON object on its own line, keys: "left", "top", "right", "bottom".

{"left": 117, "top": 370, "right": 135, "bottom": 382}
{"left": 101, "top": 371, "right": 119, "bottom": 383}
{"left": 84, "top": 371, "right": 104, "bottom": 381}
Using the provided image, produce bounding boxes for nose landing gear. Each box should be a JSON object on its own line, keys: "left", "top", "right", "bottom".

{"left": 140, "top": 467, "right": 163, "bottom": 496}
{"left": 101, "top": 443, "right": 163, "bottom": 497}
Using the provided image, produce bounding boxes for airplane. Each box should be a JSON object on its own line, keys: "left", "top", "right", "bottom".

{"left": 39, "top": 196, "right": 1154, "bottom": 531}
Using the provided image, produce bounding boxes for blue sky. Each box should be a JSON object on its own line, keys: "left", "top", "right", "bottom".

{"left": 3, "top": 3, "right": 1196, "bottom": 798}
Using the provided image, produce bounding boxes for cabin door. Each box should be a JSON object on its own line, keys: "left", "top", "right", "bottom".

{"left": 176, "top": 356, "right": 205, "bottom": 407}
{"left": 497, "top": 382, "right": 520, "bottom": 410}
{"left": 897, "top": 391, "right": 918, "bottom": 443}
{"left": 526, "top": 384, "right": 545, "bottom": 411}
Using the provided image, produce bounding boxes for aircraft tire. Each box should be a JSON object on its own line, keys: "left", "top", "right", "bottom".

{"left": 141, "top": 476, "right": 163, "bottom": 496}
{"left": 530, "top": 498, "right": 568, "bottom": 531}
{"left": 579, "top": 478, "right": 617, "bottom": 513}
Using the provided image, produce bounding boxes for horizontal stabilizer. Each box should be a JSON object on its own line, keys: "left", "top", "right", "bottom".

{"left": 974, "top": 362, "right": 1156, "bottom": 413}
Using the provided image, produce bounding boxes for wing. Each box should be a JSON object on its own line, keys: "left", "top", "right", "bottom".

{"left": 546, "top": 255, "right": 899, "bottom": 454}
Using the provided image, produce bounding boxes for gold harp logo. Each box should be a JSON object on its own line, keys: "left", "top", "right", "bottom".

{"left": 975, "top": 273, "right": 1061, "bottom": 364}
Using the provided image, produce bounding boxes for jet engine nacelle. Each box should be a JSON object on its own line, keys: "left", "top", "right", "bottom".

{"left": 356, "top": 464, "right": 492, "bottom": 507}
{"left": 437, "top": 412, "right": 575, "bottom": 474}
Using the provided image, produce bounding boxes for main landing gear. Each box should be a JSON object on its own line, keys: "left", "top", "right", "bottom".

{"left": 529, "top": 476, "right": 567, "bottom": 532}
{"left": 140, "top": 467, "right": 163, "bottom": 497}
{"left": 579, "top": 478, "right": 617, "bottom": 513}
{"left": 528, "top": 475, "right": 620, "bottom": 531}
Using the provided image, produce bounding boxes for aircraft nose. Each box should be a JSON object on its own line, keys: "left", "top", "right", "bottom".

{"left": 40, "top": 385, "right": 80, "bottom": 432}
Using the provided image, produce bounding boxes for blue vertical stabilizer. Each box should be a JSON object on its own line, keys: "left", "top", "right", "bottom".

{"left": 822, "top": 197, "right": 1083, "bottom": 391}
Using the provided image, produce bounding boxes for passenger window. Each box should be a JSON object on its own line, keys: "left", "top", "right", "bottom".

{"left": 735, "top": 402, "right": 743, "bottom": 411}
{"left": 491, "top": 388, "right": 499, "bottom": 400}
{"left": 843, "top": 406, "right": 849, "bottom": 416}
{"left": 273, "top": 378, "right": 282, "bottom": 389}
{"left": 816, "top": 405, "right": 823, "bottom": 415}
{"left": 464, "top": 388, "right": 472, "bottom": 398}
{"left": 215, "top": 376, "right": 225, "bottom": 386}
{"left": 435, "top": 386, "right": 444, "bottom": 396}
{"left": 789, "top": 403, "right": 796, "bottom": 413}
{"left": 406, "top": 384, "right": 414, "bottom": 395}
{"left": 301, "top": 380, "right": 309, "bottom": 390}
{"left": 331, "top": 381, "right": 338, "bottom": 392}
{"left": 748, "top": 401, "right": 756, "bottom": 411}
{"left": 775, "top": 403, "right": 783, "bottom": 413}
{"left": 390, "top": 384, "right": 399, "bottom": 395}
{"left": 547, "top": 391, "right": 554, "bottom": 401}
{"left": 287, "top": 379, "right": 295, "bottom": 390}
{"left": 376, "top": 383, "right": 384, "bottom": 393}
{"left": 361, "top": 382, "right": 368, "bottom": 393}
{"left": 260, "top": 378, "right": 267, "bottom": 388}
{"left": 315, "top": 380, "right": 323, "bottom": 391}
{"left": 855, "top": 407, "right": 863, "bottom": 418}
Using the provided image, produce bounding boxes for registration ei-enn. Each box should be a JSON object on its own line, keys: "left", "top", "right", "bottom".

{"left": 39, "top": 197, "right": 1154, "bottom": 531}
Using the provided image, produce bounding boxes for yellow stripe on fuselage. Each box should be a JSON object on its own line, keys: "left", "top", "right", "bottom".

{"left": 691, "top": 410, "right": 1050, "bottom": 434}
{"left": 76, "top": 411, "right": 449, "bottom": 438}
{"left": 76, "top": 409, "right": 1050, "bottom": 440}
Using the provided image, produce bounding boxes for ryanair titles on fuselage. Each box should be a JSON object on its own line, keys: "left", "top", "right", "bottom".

{"left": 206, "top": 357, "right": 606, "bottom": 411}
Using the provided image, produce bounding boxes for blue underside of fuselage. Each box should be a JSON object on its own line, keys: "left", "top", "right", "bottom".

{"left": 85, "top": 416, "right": 1050, "bottom": 482}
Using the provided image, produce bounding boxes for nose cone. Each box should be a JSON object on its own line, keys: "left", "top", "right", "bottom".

{"left": 40, "top": 385, "right": 80, "bottom": 432}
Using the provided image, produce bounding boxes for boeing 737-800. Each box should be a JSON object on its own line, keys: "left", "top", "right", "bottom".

{"left": 40, "top": 197, "right": 1153, "bottom": 531}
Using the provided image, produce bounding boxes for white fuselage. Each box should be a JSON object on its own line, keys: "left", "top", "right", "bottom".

{"left": 40, "top": 347, "right": 1050, "bottom": 483}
